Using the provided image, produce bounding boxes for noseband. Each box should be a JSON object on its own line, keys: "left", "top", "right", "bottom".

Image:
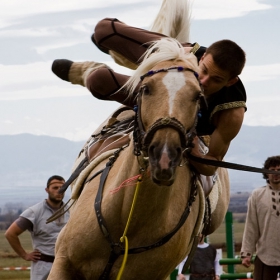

{"left": 133, "top": 66, "right": 204, "bottom": 157}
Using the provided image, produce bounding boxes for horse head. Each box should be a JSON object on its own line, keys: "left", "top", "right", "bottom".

{"left": 126, "top": 38, "right": 203, "bottom": 186}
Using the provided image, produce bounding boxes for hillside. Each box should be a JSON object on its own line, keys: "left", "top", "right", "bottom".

{"left": 0, "top": 133, "right": 84, "bottom": 186}
{"left": 0, "top": 134, "right": 84, "bottom": 209}
{"left": 225, "top": 125, "right": 280, "bottom": 192}
{"left": 0, "top": 124, "right": 279, "bottom": 209}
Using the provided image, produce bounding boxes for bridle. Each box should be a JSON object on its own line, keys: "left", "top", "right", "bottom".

{"left": 133, "top": 66, "right": 204, "bottom": 157}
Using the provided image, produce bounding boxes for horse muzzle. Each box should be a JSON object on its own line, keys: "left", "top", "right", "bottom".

{"left": 148, "top": 141, "right": 182, "bottom": 186}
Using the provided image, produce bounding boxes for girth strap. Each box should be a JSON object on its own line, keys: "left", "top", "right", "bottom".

{"left": 94, "top": 160, "right": 115, "bottom": 242}
{"left": 98, "top": 246, "right": 122, "bottom": 280}
{"left": 181, "top": 234, "right": 200, "bottom": 274}
{"left": 94, "top": 147, "right": 127, "bottom": 280}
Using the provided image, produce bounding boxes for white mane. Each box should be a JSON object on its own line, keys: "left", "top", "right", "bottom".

{"left": 124, "top": 37, "right": 199, "bottom": 95}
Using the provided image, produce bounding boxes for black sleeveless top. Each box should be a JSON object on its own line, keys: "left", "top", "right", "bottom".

{"left": 189, "top": 245, "right": 217, "bottom": 280}
{"left": 196, "top": 78, "right": 246, "bottom": 136}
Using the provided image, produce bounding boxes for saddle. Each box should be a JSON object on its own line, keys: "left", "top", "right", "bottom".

{"left": 46, "top": 107, "right": 135, "bottom": 223}
{"left": 59, "top": 106, "right": 135, "bottom": 196}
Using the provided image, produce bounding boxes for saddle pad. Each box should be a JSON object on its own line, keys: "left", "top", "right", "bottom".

{"left": 87, "top": 133, "right": 130, "bottom": 161}
{"left": 184, "top": 180, "right": 205, "bottom": 258}
{"left": 71, "top": 148, "right": 119, "bottom": 199}
{"left": 208, "top": 174, "right": 221, "bottom": 214}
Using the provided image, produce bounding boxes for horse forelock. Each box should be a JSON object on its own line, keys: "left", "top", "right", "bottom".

{"left": 124, "top": 38, "right": 199, "bottom": 97}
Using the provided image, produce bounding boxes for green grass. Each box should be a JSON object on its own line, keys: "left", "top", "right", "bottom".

{"left": 0, "top": 230, "right": 32, "bottom": 279}
{"left": 208, "top": 219, "right": 245, "bottom": 244}
{"left": 209, "top": 221, "right": 254, "bottom": 274}
{"left": 0, "top": 220, "right": 252, "bottom": 279}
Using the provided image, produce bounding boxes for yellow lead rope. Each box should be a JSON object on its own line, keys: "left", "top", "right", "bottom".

{"left": 116, "top": 176, "right": 142, "bottom": 280}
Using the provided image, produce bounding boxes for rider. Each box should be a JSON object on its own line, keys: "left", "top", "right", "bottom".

{"left": 52, "top": 18, "right": 246, "bottom": 179}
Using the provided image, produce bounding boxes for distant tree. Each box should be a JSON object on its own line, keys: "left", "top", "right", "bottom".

{"left": 5, "top": 202, "right": 24, "bottom": 213}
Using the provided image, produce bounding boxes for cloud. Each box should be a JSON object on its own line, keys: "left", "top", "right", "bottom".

{"left": 244, "top": 99, "right": 280, "bottom": 126}
{"left": 240, "top": 63, "right": 280, "bottom": 82}
{"left": 0, "top": 0, "right": 272, "bottom": 29}
{"left": 0, "top": 0, "right": 278, "bottom": 140}
{"left": 0, "top": 28, "right": 60, "bottom": 38}
{"left": 1, "top": 60, "right": 278, "bottom": 101}
{"left": 0, "top": 1, "right": 159, "bottom": 28}
{"left": 2, "top": 120, "right": 13, "bottom": 124}
{"left": 192, "top": 0, "right": 271, "bottom": 20}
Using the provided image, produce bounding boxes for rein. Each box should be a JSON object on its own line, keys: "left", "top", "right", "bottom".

{"left": 188, "top": 153, "right": 280, "bottom": 175}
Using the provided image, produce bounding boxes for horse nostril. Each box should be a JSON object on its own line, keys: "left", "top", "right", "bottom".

{"left": 175, "top": 147, "right": 182, "bottom": 159}
{"left": 149, "top": 145, "right": 155, "bottom": 157}
{"left": 172, "top": 147, "right": 183, "bottom": 167}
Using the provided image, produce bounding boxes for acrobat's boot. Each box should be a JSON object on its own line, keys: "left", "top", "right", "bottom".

{"left": 51, "top": 59, "right": 109, "bottom": 86}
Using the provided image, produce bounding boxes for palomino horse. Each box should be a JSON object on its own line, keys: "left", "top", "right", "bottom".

{"left": 48, "top": 38, "right": 230, "bottom": 280}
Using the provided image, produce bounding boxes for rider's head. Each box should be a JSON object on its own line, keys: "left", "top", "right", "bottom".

{"left": 198, "top": 39, "right": 246, "bottom": 96}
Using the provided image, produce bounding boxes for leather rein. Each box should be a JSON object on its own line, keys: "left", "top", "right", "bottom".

{"left": 188, "top": 153, "right": 280, "bottom": 175}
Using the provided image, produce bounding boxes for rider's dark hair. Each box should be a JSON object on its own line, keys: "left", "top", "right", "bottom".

{"left": 47, "top": 175, "right": 65, "bottom": 188}
{"left": 262, "top": 156, "right": 280, "bottom": 181}
{"left": 205, "top": 39, "right": 246, "bottom": 78}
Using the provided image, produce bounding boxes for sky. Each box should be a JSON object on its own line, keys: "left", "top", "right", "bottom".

{"left": 1, "top": 0, "right": 280, "bottom": 142}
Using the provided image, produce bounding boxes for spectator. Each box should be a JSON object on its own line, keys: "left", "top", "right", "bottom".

{"left": 241, "top": 155, "right": 280, "bottom": 280}
{"left": 5, "top": 175, "right": 70, "bottom": 280}
{"left": 177, "top": 234, "right": 220, "bottom": 280}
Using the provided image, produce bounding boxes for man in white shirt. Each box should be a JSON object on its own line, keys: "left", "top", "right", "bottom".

{"left": 5, "top": 175, "right": 70, "bottom": 280}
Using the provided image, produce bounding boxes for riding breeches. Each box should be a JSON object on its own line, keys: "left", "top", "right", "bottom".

{"left": 85, "top": 67, "right": 135, "bottom": 107}
{"left": 86, "top": 18, "right": 191, "bottom": 106}
{"left": 93, "top": 18, "right": 169, "bottom": 65}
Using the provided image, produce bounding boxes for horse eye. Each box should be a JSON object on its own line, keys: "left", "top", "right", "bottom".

{"left": 140, "top": 85, "right": 150, "bottom": 95}
{"left": 193, "top": 93, "right": 202, "bottom": 102}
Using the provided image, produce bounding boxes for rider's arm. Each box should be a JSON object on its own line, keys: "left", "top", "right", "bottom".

{"left": 190, "top": 107, "right": 245, "bottom": 176}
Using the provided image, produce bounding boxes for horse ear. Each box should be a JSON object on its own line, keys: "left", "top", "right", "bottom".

{"left": 225, "top": 76, "right": 238, "bottom": 87}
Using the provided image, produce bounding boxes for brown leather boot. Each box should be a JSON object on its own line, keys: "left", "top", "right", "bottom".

{"left": 52, "top": 59, "right": 109, "bottom": 86}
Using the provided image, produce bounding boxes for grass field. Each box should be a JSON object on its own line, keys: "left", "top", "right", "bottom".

{"left": 0, "top": 231, "right": 32, "bottom": 279}
{"left": 0, "top": 220, "right": 252, "bottom": 279}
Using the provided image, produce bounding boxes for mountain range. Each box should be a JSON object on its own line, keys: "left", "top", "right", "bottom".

{"left": 1, "top": 124, "right": 279, "bottom": 210}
